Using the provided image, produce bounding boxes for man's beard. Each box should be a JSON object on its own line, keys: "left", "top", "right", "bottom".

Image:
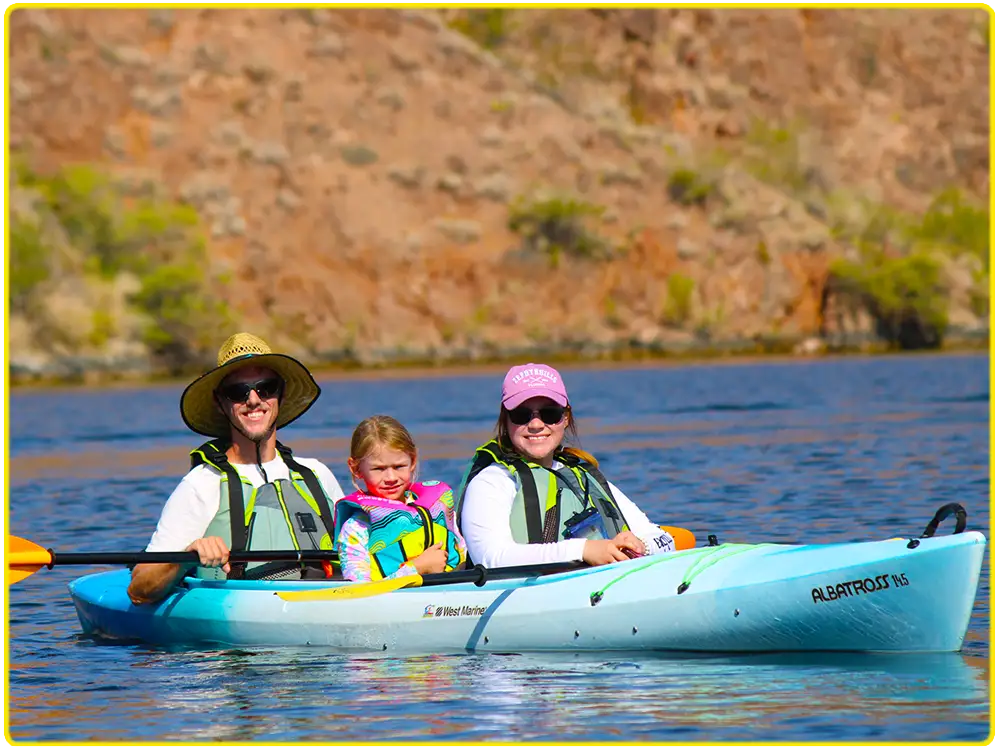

{"left": 234, "top": 413, "right": 277, "bottom": 444}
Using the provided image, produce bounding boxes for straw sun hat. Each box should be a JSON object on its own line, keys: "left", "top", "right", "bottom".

{"left": 180, "top": 332, "right": 321, "bottom": 438}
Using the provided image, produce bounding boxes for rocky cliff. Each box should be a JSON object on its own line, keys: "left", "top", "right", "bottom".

{"left": 8, "top": 7, "right": 991, "bottom": 382}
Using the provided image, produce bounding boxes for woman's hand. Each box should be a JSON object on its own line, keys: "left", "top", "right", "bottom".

{"left": 410, "top": 543, "right": 448, "bottom": 575}
{"left": 610, "top": 531, "right": 645, "bottom": 557}
{"left": 582, "top": 539, "right": 631, "bottom": 566}
{"left": 185, "top": 536, "right": 231, "bottom": 573}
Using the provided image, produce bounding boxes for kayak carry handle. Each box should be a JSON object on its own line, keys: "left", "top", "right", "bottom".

{"left": 907, "top": 503, "right": 967, "bottom": 548}
{"left": 920, "top": 503, "right": 967, "bottom": 539}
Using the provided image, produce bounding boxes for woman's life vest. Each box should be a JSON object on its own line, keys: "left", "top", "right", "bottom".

{"left": 333, "top": 481, "right": 465, "bottom": 581}
{"left": 455, "top": 440, "right": 630, "bottom": 547}
{"left": 192, "top": 440, "right": 337, "bottom": 581}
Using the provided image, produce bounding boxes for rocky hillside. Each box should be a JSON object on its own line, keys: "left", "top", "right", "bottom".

{"left": 8, "top": 7, "right": 991, "bottom": 381}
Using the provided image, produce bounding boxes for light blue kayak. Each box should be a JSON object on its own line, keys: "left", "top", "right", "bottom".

{"left": 69, "top": 530, "right": 986, "bottom": 654}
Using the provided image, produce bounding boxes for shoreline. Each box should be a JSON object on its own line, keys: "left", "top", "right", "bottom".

{"left": 7, "top": 339, "right": 991, "bottom": 394}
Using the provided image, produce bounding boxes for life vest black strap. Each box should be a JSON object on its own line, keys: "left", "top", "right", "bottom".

{"left": 556, "top": 451, "right": 627, "bottom": 536}
{"left": 582, "top": 462, "right": 616, "bottom": 506}
{"left": 511, "top": 460, "right": 546, "bottom": 543}
{"left": 191, "top": 439, "right": 248, "bottom": 579}
{"left": 455, "top": 446, "right": 502, "bottom": 533}
{"left": 275, "top": 441, "right": 337, "bottom": 543}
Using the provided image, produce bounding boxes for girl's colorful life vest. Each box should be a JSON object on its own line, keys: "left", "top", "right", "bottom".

{"left": 333, "top": 480, "right": 466, "bottom": 581}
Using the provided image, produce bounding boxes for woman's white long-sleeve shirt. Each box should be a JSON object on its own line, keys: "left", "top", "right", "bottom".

{"left": 460, "top": 462, "right": 674, "bottom": 568}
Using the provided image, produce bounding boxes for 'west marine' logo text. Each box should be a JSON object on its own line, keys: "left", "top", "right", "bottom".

{"left": 422, "top": 604, "right": 488, "bottom": 618}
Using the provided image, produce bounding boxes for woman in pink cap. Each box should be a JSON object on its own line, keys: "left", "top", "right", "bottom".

{"left": 455, "top": 363, "right": 675, "bottom": 568}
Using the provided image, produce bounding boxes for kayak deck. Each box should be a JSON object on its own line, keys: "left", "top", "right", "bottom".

{"left": 69, "top": 532, "right": 986, "bottom": 654}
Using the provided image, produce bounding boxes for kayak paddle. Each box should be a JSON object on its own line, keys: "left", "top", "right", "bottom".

{"left": 8, "top": 525, "right": 695, "bottom": 588}
{"left": 276, "top": 560, "right": 587, "bottom": 602}
{"left": 277, "top": 525, "right": 695, "bottom": 602}
{"left": 6, "top": 535, "right": 340, "bottom": 585}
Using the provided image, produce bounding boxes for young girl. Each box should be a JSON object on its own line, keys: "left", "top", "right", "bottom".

{"left": 334, "top": 415, "right": 467, "bottom": 582}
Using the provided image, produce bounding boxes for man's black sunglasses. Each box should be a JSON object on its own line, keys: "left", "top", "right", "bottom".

{"left": 217, "top": 377, "right": 284, "bottom": 404}
{"left": 507, "top": 405, "right": 566, "bottom": 425}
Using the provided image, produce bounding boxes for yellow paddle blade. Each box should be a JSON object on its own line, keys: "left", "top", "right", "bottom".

{"left": 6, "top": 536, "right": 53, "bottom": 585}
{"left": 660, "top": 526, "right": 696, "bottom": 551}
{"left": 8, "top": 536, "right": 50, "bottom": 558}
{"left": 276, "top": 574, "right": 424, "bottom": 602}
{"left": 7, "top": 565, "right": 43, "bottom": 585}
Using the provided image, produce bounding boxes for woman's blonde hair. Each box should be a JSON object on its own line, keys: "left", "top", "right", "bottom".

{"left": 350, "top": 415, "right": 417, "bottom": 462}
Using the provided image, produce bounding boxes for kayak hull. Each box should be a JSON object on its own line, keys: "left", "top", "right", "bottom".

{"left": 69, "top": 532, "right": 986, "bottom": 653}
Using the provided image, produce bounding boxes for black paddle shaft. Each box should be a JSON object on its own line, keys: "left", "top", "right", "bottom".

{"left": 419, "top": 561, "right": 585, "bottom": 588}
{"left": 45, "top": 550, "right": 340, "bottom": 568}
{"left": 41, "top": 552, "right": 583, "bottom": 586}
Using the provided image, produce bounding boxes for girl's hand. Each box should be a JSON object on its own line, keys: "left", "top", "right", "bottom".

{"left": 410, "top": 543, "right": 447, "bottom": 575}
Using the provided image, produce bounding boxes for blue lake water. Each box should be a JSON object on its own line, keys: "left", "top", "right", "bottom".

{"left": 5, "top": 353, "right": 993, "bottom": 742}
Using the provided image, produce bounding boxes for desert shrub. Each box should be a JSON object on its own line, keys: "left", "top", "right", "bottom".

{"left": 133, "top": 261, "right": 230, "bottom": 365}
{"left": 756, "top": 240, "right": 771, "bottom": 265}
{"left": 447, "top": 9, "right": 511, "bottom": 49}
{"left": 508, "top": 193, "right": 611, "bottom": 265}
{"left": 662, "top": 274, "right": 696, "bottom": 325}
{"left": 9, "top": 217, "right": 51, "bottom": 313}
{"left": 969, "top": 284, "right": 990, "bottom": 320}
{"left": 742, "top": 118, "right": 826, "bottom": 198}
{"left": 9, "top": 159, "right": 230, "bottom": 367}
{"left": 667, "top": 169, "right": 715, "bottom": 206}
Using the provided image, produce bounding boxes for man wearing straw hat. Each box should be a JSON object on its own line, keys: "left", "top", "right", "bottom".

{"left": 128, "top": 333, "right": 345, "bottom": 605}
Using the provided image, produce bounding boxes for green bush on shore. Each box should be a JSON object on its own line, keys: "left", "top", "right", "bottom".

{"left": 826, "top": 186, "right": 988, "bottom": 348}
{"left": 9, "top": 159, "right": 230, "bottom": 368}
{"left": 829, "top": 251, "right": 949, "bottom": 350}
{"left": 907, "top": 187, "right": 990, "bottom": 270}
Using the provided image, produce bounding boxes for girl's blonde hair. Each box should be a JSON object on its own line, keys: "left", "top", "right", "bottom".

{"left": 350, "top": 415, "right": 417, "bottom": 462}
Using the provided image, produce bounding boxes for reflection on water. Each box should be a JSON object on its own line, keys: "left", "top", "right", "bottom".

{"left": 6, "top": 354, "right": 992, "bottom": 742}
{"left": 8, "top": 646, "right": 991, "bottom": 743}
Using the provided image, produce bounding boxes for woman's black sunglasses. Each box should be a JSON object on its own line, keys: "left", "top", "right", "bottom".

{"left": 507, "top": 405, "right": 566, "bottom": 425}
{"left": 217, "top": 377, "right": 284, "bottom": 404}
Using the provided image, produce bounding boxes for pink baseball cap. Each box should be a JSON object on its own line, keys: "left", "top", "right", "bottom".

{"left": 501, "top": 363, "right": 569, "bottom": 409}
